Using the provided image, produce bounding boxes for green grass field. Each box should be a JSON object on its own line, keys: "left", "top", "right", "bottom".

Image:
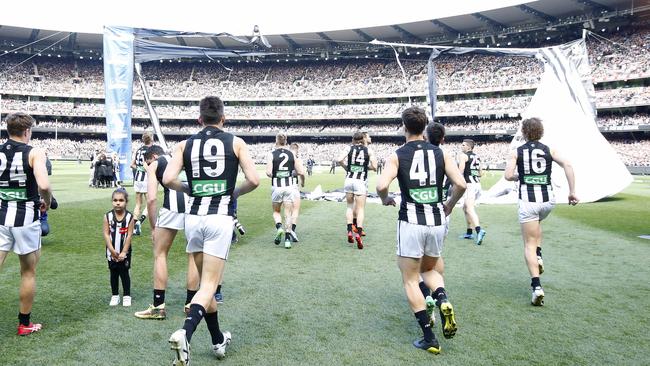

{"left": 1, "top": 162, "right": 649, "bottom": 365}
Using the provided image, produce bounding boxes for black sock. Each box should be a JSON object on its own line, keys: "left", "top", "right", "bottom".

{"left": 475, "top": 226, "right": 481, "bottom": 233}
{"left": 415, "top": 310, "right": 434, "bottom": 342}
{"left": 183, "top": 304, "right": 206, "bottom": 342}
{"left": 466, "top": 228, "right": 472, "bottom": 236}
{"left": 353, "top": 218, "right": 357, "bottom": 226}
{"left": 347, "top": 224, "right": 353, "bottom": 232}
{"left": 18, "top": 312, "right": 30, "bottom": 326}
{"left": 536, "top": 247, "right": 542, "bottom": 258}
{"left": 531, "top": 277, "right": 541, "bottom": 288}
{"left": 419, "top": 281, "right": 431, "bottom": 298}
{"left": 153, "top": 289, "right": 165, "bottom": 307}
{"left": 291, "top": 224, "right": 296, "bottom": 232}
{"left": 204, "top": 312, "right": 224, "bottom": 345}
{"left": 275, "top": 222, "right": 282, "bottom": 230}
{"left": 357, "top": 226, "right": 363, "bottom": 234}
{"left": 186, "top": 290, "right": 198, "bottom": 306}
{"left": 285, "top": 232, "right": 291, "bottom": 241}
{"left": 433, "top": 287, "right": 448, "bottom": 306}
{"left": 110, "top": 267, "right": 120, "bottom": 295}
{"left": 216, "top": 285, "right": 222, "bottom": 295}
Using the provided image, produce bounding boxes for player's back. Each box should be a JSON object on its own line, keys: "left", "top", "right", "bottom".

{"left": 346, "top": 145, "right": 370, "bottom": 181}
{"left": 271, "top": 148, "right": 296, "bottom": 188}
{"left": 183, "top": 126, "right": 239, "bottom": 216}
{"left": 0, "top": 139, "right": 40, "bottom": 227}
{"left": 395, "top": 140, "right": 446, "bottom": 226}
{"left": 516, "top": 140, "right": 553, "bottom": 203}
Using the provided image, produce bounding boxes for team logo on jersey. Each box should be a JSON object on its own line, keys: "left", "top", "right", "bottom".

{"left": 409, "top": 187, "right": 439, "bottom": 204}
{"left": 471, "top": 169, "right": 480, "bottom": 176}
{"left": 523, "top": 175, "right": 549, "bottom": 185}
{"left": 349, "top": 165, "right": 364, "bottom": 173}
{"left": 276, "top": 171, "right": 291, "bottom": 178}
{"left": 119, "top": 227, "right": 128, "bottom": 234}
{"left": 192, "top": 180, "right": 227, "bottom": 196}
{"left": 0, "top": 188, "right": 27, "bottom": 201}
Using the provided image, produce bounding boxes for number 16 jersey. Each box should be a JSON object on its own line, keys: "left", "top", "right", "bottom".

{"left": 183, "top": 126, "right": 239, "bottom": 216}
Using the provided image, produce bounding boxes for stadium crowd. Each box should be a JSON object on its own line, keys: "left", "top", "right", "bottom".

{"left": 1, "top": 86, "right": 648, "bottom": 120}
{"left": 1, "top": 29, "right": 648, "bottom": 99}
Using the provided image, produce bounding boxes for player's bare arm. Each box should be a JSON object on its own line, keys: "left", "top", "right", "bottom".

{"left": 368, "top": 148, "right": 378, "bottom": 171}
{"left": 504, "top": 150, "right": 519, "bottom": 181}
{"left": 265, "top": 152, "right": 274, "bottom": 178}
{"left": 376, "top": 152, "right": 398, "bottom": 206}
{"left": 103, "top": 216, "right": 118, "bottom": 260}
{"left": 337, "top": 149, "right": 349, "bottom": 170}
{"left": 234, "top": 137, "right": 260, "bottom": 198}
{"left": 30, "top": 147, "right": 52, "bottom": 209}
{"left": 146, "top": 160, "right": 159, "bottom": 230}
{"left": 162, "top": 141, "right": 189, "bottom": 194}
{"left": 551, "top": 148, "right": 579, "bottom": 205}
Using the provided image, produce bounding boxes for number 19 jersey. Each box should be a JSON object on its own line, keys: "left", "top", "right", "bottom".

{"left": 183, "top": 126, "right": 239, "bottom": 216}
{"left": 396, "top": 140, "right": 445, "bottom": 226}
{"left": 0, "top": 140, "right": 40, "bottom": 227}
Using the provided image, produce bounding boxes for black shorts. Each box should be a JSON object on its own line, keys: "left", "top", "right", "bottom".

{"left": 107, "top": 254, "right": 131, "bottom": 270}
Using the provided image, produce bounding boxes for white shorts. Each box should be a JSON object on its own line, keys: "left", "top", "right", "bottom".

{"left": 184, "top": 214, "right": 233, "bottom": 259}
{"left": 291, "top": 186, "right": 301, "bottom": 201}
{"left": 343, "top": 178, "right": 368, "bottom": 195}
{"left": 518, "top": 200, "right": 555, "bottom": 224}
{"left": 271, "top": 186, "right": 295, "bottom": 203}
{"left": 157, "top": 208, "right": 185, "bottom": 231}
{"left": 134, "top": 180, "right": 148, "bottom": 193}
{"left": 396, "top": 220, "right": 446, "bottom": 258}
{"left": 460, "top": 182, "right": 481, "bottom": 205}
{"left": 0, "top": 221, "right": 42, "bottom": 255}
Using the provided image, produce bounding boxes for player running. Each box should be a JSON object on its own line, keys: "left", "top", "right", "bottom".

{"left": 337, "top": 132, "right": 376, "bottom": 249}
{"left": 505, "top": 117, "right": 578, "bottom": 306}
{"left": 377, "top": 109, "right": 466, "bottom": 354}
{"left": 458, "top": 139, "right": 486, "bottom": 244}
{"left": 131, "top": 131, "right": 154, "bottom": 235}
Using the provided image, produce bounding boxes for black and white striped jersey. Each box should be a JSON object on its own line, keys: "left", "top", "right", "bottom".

{"left": 133, "top": 146, "right": 148, "bottom": 182}
{"left": 396, "top": 140, "right": 446, "bottom": 226}
{"left": 271, "top": 148, "right": 296, "bottom": 188}
{"left": 155, "top": 155, "right": 188, "bottom": 213}
{"left": 462, "top": 151, "right": 481, "bottom": 183}
{"left": 105, "top": 210, "right": 133, "bottom": 262}
{"left": 183, "top": 126, "right": 239, "bottom": 216}
{"left": 346, "top": 145, "right": 369, "bottom": 181}
{"left": 517, "top": 141, "right": 554, "bottom": 203}
{"left": 0, "top": 139, "right": 40, "bottom": 227}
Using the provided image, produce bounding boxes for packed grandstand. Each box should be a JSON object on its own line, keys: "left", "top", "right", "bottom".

{"left": 0, "top": 22, "right": 648, "bottom": 168}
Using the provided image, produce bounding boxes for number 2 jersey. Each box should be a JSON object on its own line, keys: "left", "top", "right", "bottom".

{"left": 517, "top": 141, "right": 553, "bottom": 203}
{"left": 396, "top": 140, "right": 446, "bottom": 226}
{"left": 346, "top": 145, "right": 370, "bottom": 181}
{"left": 271, "top": 148, "right": 296, "bottom": 188}
{"left": 0, "top": 139, "right": 40, "bottom": 227}
{"left": 183, "top": 126, "right": 239, "bottom": 216}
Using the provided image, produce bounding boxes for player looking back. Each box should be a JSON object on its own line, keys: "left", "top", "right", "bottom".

{"left": 377, "top": 108, "right": 466, "bottom": 354}
{"left": 505, "top": 117, "right": 578, "bottom": 306}
{"left": 458, "top": 139, "right": 486, "bottom": 245}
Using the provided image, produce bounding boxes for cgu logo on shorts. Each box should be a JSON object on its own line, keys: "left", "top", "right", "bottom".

{"left": 409, "top": 187, "right": 439, "bottom": 204}
{"left": 192, "top": 180, "right": 227, "bottom": 197}
{"left": 0, "top": 188, "right": 27, "bottom": 201}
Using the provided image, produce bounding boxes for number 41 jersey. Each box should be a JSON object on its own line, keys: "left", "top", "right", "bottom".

{"left": 396, "top": 140, "right": 446, "bottom": 226}
{"left": 183, "top": 126, "right": 239, "bottom": 216}
{"left": 0, "top": 140, "right": 40, "bottom": 227}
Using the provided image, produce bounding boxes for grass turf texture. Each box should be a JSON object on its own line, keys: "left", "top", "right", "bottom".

{"left": 1, "top": 162, "right": 649, "bottom": 365}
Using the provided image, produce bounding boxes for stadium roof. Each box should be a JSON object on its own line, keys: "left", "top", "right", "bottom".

{"left": 0, "top": 0, "right": 642, "bottom": 54}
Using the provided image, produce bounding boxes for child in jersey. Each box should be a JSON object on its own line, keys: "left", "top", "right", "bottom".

{"left": 102, "top": 188, "right": 135, "bottom": 307}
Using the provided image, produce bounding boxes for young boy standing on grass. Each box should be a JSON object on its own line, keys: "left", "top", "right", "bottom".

{"left": 103, "top": 188, "right": 135, "bottom": 307}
